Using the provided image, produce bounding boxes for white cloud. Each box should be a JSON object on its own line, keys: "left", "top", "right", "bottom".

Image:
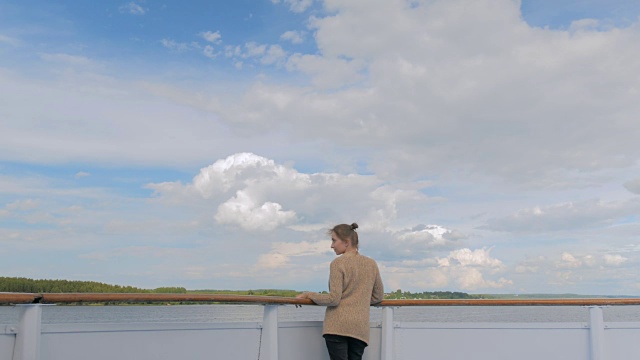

{"left": 152, "top": 152, "right": 431, "bottom": 234}
{"left": 438, "top": 248, "right": 503, "bottom": 268}
{"left": 280, "top": 30, "right": 304, "bottom": 44}
{"left": 119, "top": 2, "right": 146, "bottom": 15}
{"left": 272, "top": 0, "right": 313, "bottom": 13}
{"left": 261, "top": 45, "right": 287, "bottom": 65}
{"left": 214, "top": 190, "right": 297, "bottom": 231}
{"left": 286, "top": 54, "right": 365, "bottom": 88}
{"left": 383, "top": 247, "right": 511, "bottom": 291}
{"left": 203, "top": 45, "right": 218, "bottom": 59}
{"left": 211, "top": 0, "right": 640, "bottom": 184}
{"left": 555, "top": 251, "right": 632, "bottom": 270}
{"left": 191, "top": 153, "right": 286, "bottom": 197}
{"left": 244, "top": 42, "right": 267, "bottom": 57}
{"left": 201, "top": 31, "right": 222, "bottom": 43}
{"left": 558, "top": 252, "right": 582, "bottom": 268}
{"left": 454, "top": 267, "right": 512, "bottom": 290}
{"left": 382, "top": 225, "right": 463, "bottom": 259}
{"left": 223, "top": 42, "right": 288, "bottom": 67}
{"left": 161, "top": 39, "right": 192, "bottom": 52}
{"left": 74, "top": 171, "right": 90, "bottom": 178}
{"left": 603, "top": 254, "right": 628, "bottom": 266}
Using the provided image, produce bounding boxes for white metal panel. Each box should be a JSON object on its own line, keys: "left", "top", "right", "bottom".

{"left": 278, "top": 321, "right": 328, "bottom": 360}
{"left": 394, "top": 323, "right": 590, "bottom": 360}
{"left": 365, "top": 326, "right": 382, "bottom": 360}
{"left": 277, "top": 321, "right": 383, "bottom": 360}
{"left": 603, "top": 324, "right": 640, "bottom": 360}
{"left": 39, "top": 324, "right": 261, "bottom": 360}
{"left": 0, "top": 333, "right": 15, "bottom": 360}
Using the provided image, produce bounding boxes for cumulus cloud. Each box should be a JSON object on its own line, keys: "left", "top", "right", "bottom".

{"left": 603, "top": 254, "right": 628, "bottom": 266}
{"left": 201, "top": 31, "right": 222, "bottom": 43}
{"left": 149, "top": 152, "right": 432, "bottom": 233}
{"left": 438, "top": 248, "right": 503, "bottom": 269}
{"left": 384, "top": 247, "right": 511, "bottom": 291}
{"left": 280, "top": 30, "right": 305, "bottom": 44}
{"left": 381, "top": 224, "right": 464, "bottom": 259}
{"left": 454, "top": 267, "right": 512, "bottom": 290}
{"left": 215, "top": 190, "right": 297, "bottom": 231}
{"left": 554, "top": 251, "right": 632, "bottom": 270}
{"left": 557, "top": 252, "right": 583, "bottom": 269}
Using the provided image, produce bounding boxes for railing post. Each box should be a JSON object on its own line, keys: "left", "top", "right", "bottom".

{"left": 381, "top": 307, "right": 394, "bottom": 360}
{"left": 12, "top": 304, "right": 45, "bottom": 360}
{"left": 588, "top": 306, "right": 604, "bottom": 360}
{"left": 260, "top": 305, "right": 279, "bottom": 360}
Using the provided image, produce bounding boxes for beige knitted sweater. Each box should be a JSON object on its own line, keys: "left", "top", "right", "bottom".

{"left": 307, "top": 251, "right": 384, "bottom": 345}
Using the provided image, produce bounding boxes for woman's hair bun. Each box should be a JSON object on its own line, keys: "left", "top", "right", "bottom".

{"left": 350, "top": 223, "right": 359, "bottom": 230}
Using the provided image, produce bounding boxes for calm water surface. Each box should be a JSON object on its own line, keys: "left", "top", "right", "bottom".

{"left": 1, "top": 305, "right": 639, "bottom": 325}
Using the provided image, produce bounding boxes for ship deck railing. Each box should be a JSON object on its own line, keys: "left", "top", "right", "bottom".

{"left": 1, "top": 293, "right": 640, "bottom": 360}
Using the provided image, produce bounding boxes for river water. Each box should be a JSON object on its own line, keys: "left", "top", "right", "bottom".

{"left": 1, "top": 304, "right": 639, "bottom": 325}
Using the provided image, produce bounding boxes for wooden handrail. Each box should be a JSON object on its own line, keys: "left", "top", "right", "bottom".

{"left": 0, "top": 293, "right": 42, "bottom": 304}
{"left": 2, "top": 293, "right": 640, "bottom": 306}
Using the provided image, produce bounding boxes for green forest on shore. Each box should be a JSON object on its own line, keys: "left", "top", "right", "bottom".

{"left": 3, "top": 277, "right": 631, "bottom": 300}
{"left": 1, "top": 277, "right": 478, "bottom": 299}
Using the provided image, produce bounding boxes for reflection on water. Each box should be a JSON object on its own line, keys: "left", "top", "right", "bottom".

{"left": 0, "top": 304, "right": 638, "bottom": 325}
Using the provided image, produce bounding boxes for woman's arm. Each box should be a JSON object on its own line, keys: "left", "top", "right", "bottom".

{"left": 303, "top": 261, "right": 343, "bottom": 306}
{"left": 370, "top": 264, "right": 384, "bottom": 305}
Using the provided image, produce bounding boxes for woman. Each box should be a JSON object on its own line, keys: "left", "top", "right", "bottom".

{"left": 297, "top": 223, "right": 384, "bottom": 360}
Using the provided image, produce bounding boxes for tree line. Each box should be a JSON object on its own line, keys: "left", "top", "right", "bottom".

{"left": 0, "top": 277, "right": 186, "bottom": 294}
{"left": 1, "top": 277, "right": 481, "bottom": 300}
{"left": 385, "top": 290, "right": 483, "bottom": 299}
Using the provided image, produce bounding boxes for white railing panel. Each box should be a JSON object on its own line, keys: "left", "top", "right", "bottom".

{"left": 39, "top": 324, "right": 261, "bottom": 360}
{"left": 365, "top": 326, "right": 382, "bottom": 360}
{"left": 395, "top": 323, "right": 589, "bottom": 360}
{"left": 1, "top": 332, "right": 15, "bottom": 360}
{"left": 603, "top": 324, "right": 640, "bottom": 360}
{"left": 278, "top": 321, "right": 327, "bottom": 360}
{"left": 277, "top": 321, "right": 382, "bottom": 360}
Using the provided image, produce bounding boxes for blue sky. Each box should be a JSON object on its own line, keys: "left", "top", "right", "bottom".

{"left": 1, "top": 0, "right": 640, "bottom": 295}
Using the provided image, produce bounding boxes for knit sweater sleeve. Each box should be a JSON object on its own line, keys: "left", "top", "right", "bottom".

{"left": 370, "top": 263, "right": 384, "bottom": 305}
{"left": 306, "top": 260, "right": 343, "bottom": 306}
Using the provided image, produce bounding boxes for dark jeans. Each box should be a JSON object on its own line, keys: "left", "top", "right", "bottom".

{"left": 323, "top": 334, "right": 368, "bottom": 360}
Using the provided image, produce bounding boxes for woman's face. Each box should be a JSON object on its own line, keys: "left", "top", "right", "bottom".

{"left": 331, "top": 232, "right": 349, "bottom": 255}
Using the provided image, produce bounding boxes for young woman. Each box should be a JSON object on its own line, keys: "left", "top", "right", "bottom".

{"left": 297, "top": 223, "right": 384, "bottom": 360}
